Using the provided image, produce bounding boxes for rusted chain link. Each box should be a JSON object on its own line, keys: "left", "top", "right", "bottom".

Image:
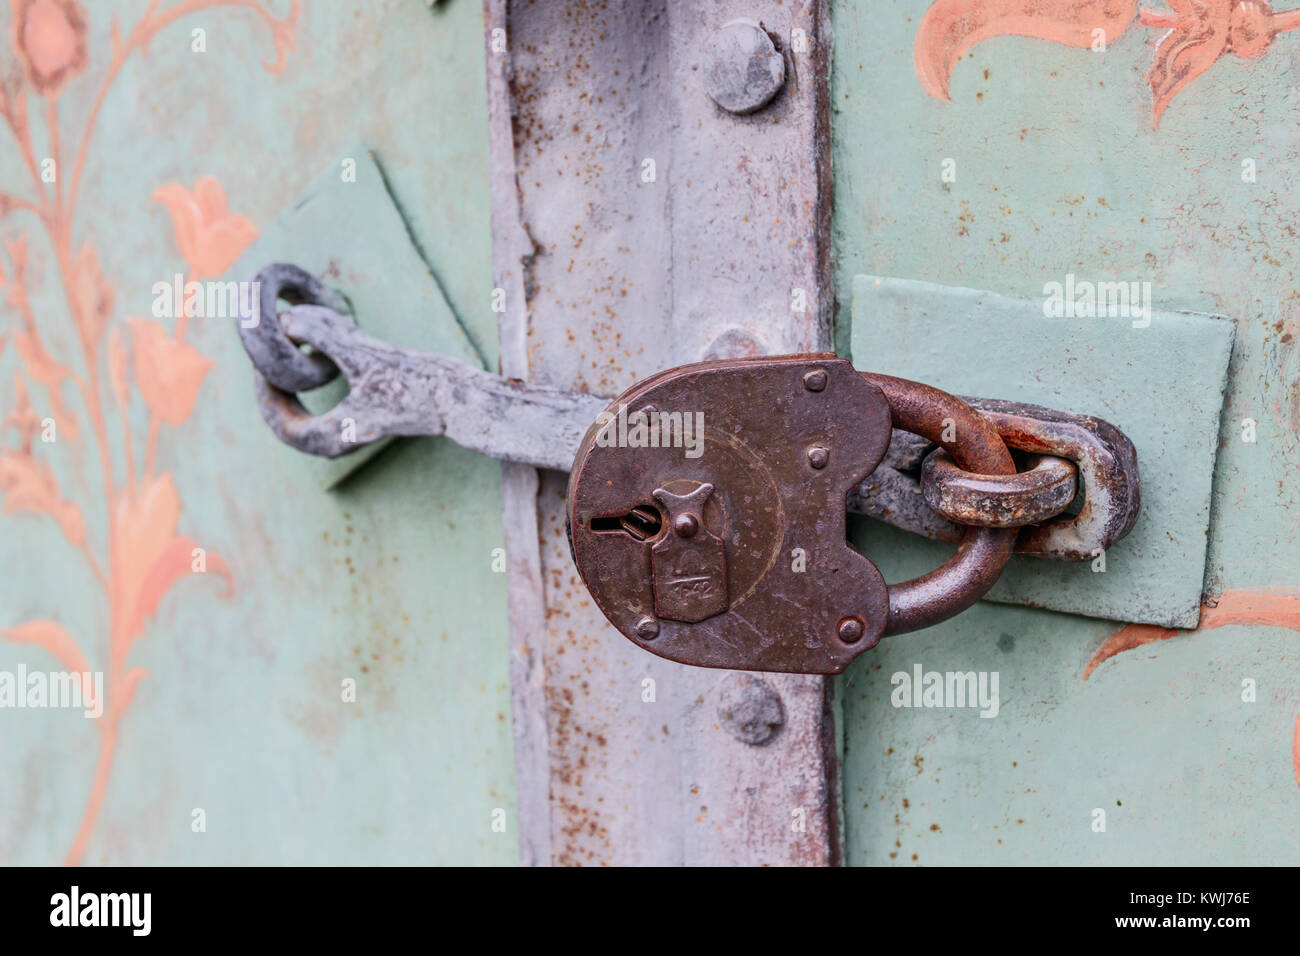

{"left": 858, "top": 372, "right": 1017, "bottom": 636}
{"left": 922, "top": 451, "right": 1077, "bottom": 528}
{"left": 855, "top": 396, "right": 1140, "bottom": 562}
{"left": 967, "top": 398, "right": 1140, "bottom": 560}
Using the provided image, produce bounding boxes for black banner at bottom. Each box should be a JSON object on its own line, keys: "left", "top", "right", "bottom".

{"left": 0, "top": 865, "right": 1278, "bottom": 942}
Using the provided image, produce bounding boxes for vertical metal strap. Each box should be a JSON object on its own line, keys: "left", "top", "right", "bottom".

{"left": 485, "top": 0, "right": 840, "bottom": 865}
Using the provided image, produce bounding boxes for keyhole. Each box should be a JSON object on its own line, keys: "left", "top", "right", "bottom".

{"left": 590, "top": 505, "right": 663, "bottom": 541}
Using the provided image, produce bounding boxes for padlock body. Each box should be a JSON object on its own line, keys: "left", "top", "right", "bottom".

{"left": 567, "top": 355, "right": 893, "bottom": 674}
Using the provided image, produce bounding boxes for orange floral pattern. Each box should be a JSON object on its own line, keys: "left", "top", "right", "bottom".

{"left": 1086, "top": 590, "right": 1300, "bottom": 789}
{"left": 129, "top": 317, "right": 214, "bottom": 425}
{"left": 914, "top": 0, "right": 1300, "bottom": 126}
{"left": 10, "top": 0, "right": 87, "bottom": 96}
{"left": 152, "top": 178, "right": 260, "bottom": 280}
{"left": 0, "top": 0, "right": 298, "bottom": 865}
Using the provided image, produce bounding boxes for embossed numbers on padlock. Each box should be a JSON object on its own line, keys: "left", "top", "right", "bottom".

{"left": 566, "top": 355, "right": 893, "bottom": 674}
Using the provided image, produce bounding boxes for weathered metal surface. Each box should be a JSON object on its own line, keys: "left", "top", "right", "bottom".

{"left": 230, "top": 152, "right": 486, "bottom": 489}
{"left": 848, "top": 430, "right": 962, "bottom": 541}
{"left": 911, "top": 398, "right": 1140, "bottom": 563}
{"left": 705, "top": 19, "right": 787, "bottom": 114}
{"left": 568, "top": 356, "right": 892, "bottom": 673}
{"left": 486, "top": 0, "right": 841, "bottom": 865}
{"left": 854, "top": 405, "right": 1140, "bottom": 563}
{"left": 922, "top": 452, "right": 1077, "bottom": 528}
{"left": 716, "top": 673, "right": 786, "bottom": 745}
{"left": 244, "top": 299, "right": 605, "bottom": 470}
{"left": 241, "top": 263, "right": 343, "bottom": 392}
{"left": 966, "top": 398, "right": 1141, "bottom": 561}
{"left": 850, "top": 276, "right": 1233, "bottom": 628}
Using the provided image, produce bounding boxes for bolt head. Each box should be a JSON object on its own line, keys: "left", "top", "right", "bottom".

{"left": 705, "top": 19, "right": 785, "bottom": 115}
{"left": 803, "top": 368, "right": 828, "bottom": 392}
{"left": 635, "top": 616, "right": 660, "bottom": 640}
{"left": 700, "top": 326, "right": 767, "bottom": 361}
{"left": 807, "top": 445, "right": 829, "bottom": 469}
{"left": 673, "top": 513, "right": 700, "bottom": 538}
{"left": 838, "top": 617, "right": 865, "bottom": 644}
{"left": 717, "top": 673, "right": 785, "bottom": 745}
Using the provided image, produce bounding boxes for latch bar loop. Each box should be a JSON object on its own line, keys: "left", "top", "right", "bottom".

{"left": 966, "top": 398, "right": 1141, "bottom": 561}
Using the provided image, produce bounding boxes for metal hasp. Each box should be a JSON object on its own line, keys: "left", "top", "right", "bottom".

{"left": 241, "top": 264, "right": 607, "bottom": 471}
{"left": 235, "top": 289, "right": 1142, "bottom": 674}
{"left": 237, "top": 266, "right": 1141, "bottom": 580}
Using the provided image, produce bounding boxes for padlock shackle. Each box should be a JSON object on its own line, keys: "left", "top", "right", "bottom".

{"left": 861, "top": 373, "right": 1018, "bottom": 636}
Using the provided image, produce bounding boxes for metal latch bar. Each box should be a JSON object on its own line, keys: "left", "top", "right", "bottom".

{"left": 238, "top": 264, "right": 1140, "bottom": 565}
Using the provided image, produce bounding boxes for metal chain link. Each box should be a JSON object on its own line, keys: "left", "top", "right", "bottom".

{"left": 849, "top": 394, "right": 1140, "bottom": 562}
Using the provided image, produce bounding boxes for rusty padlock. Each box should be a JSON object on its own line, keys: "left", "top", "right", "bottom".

{"left": 567, "top": 355, "right": 1009, "bottom": 673}
{"left": 233, "top": 269, "right": 1140, "bottom": 674}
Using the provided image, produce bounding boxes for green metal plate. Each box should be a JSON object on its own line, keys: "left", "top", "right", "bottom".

{"left": 850, "top": 275, "right": 1234, "bottom": 628}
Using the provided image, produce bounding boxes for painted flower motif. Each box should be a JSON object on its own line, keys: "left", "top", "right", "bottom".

{"left": 914, "top": 0, "right": 1140, "bottom": 101}
{"left": 264, "top": 3, "right": 300, "bottom": 73}
{"left": 1, "top": 373, "right": 38, "bottom": 441}
{"left": 128, "top": 317, "right": 213, "bottom": 426}
{"left": 2, "top": 619, "right": 88, "bottom": 676}
{"left": 109, "top": 474, "right": 177, "bottom": 643}
{"left": 0, "top": 449, "right": 85, "bottom": 546}
{"left": 107, "top": 326, "right": 128, "bottom": 411}
{"left": 8, "top": 333, "right": 75, "bottom": 438}
{"left": 151, "top": 178, "right": 259, "bottom": 279}
{"left": 10, "top": 0, "right": 88, "bottom": 97}
{"left": 110, "top": 472, "right": 230, "bottom": 647}
{"left": 110, "top": 473, "right": 181, "bottom": 648}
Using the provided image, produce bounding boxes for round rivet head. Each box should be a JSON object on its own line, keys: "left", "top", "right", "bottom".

{"left": 673, "top": 513, "right": 700, "bottom": 538}
{"left": 807, "top": 445, "right": 829, "bottom": 469}
{"left": 803, "top": 368, "right": 828, "bottom": 392}
{"left": 705, "top": 19, "right": 786, "bottom": 115}
{"left": 717, "top": 673, "right": 785, "bottom": 746}
{"left": 838, "top": 617, "right": 865, "bottom": 644}
{"left": 635, "top": 616, "right": 660, "bottom": 640}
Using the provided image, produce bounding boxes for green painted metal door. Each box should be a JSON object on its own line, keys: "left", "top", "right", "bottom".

{"left": 0, "top": 0, "right": 515, "bottom": 865}
{"left": 3, "top": 0, "right": 1296, "bottom": 867}
{"left": 833, "top": 0, "right": 1300, "bottom": 864}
